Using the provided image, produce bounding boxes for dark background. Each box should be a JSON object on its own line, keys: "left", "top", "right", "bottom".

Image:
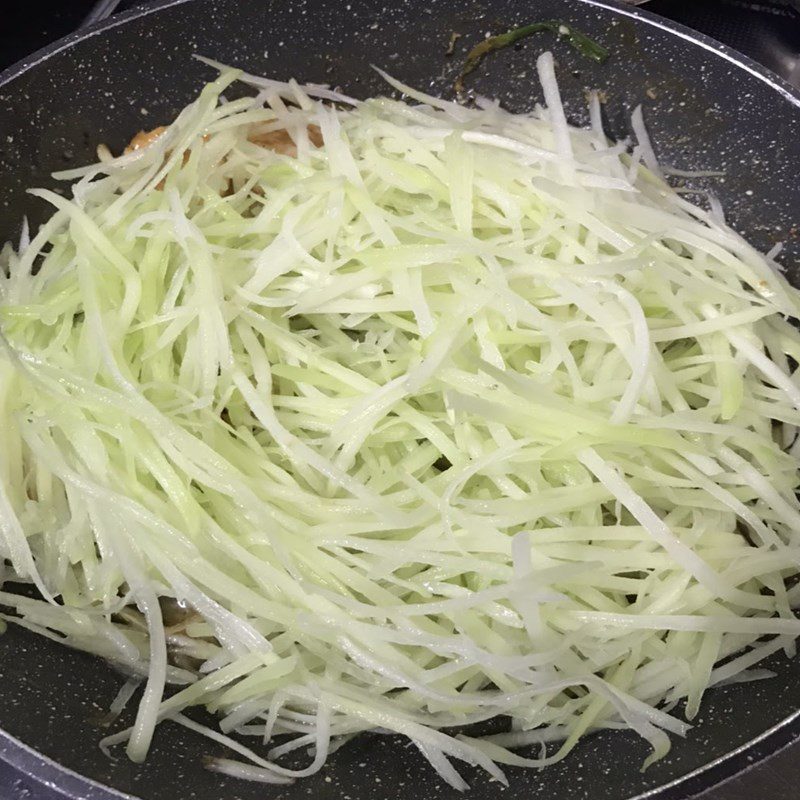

{"left": 0, "top": 1, "right": 799, "bottom": 799}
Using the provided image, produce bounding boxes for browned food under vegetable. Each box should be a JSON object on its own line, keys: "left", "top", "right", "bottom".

{"left": 125, "top": 123, "right": 323, "bottom": 157}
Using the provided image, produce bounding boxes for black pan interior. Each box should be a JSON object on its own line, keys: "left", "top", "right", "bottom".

{"left": 1, "top": 1, "right": 800, "bottom": 798}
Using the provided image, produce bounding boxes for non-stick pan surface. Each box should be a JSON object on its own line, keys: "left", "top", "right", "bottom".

{"left": 1, "top": 1, "right": 800, "bottom": 798}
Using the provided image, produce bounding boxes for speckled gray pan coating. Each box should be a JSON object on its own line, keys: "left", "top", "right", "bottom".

{"left": 0, "top": 1, "right": 799, "bottom": 799}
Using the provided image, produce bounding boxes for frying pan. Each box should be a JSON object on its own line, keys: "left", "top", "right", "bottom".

{"left": 1, "top": 0, "right": 800, "bottom": 798}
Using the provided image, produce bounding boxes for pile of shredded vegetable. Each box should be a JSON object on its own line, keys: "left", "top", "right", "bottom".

{"left": 2, "top": 54, "right": 800, "bottom": 789}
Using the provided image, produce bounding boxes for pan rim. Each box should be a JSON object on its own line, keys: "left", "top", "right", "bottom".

{"left": 0, "top": 1, "right": 799, "bottom": 798}
{"left": 2, "top": 0, "right": 800, "bottom": 109}
{"left": 0, "top": 725, "right": 134, "bottom": 800}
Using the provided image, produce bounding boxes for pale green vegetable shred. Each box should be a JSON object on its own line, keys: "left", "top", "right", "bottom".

{"left": 1, "top": 53, "right": 800, "bottom": 788}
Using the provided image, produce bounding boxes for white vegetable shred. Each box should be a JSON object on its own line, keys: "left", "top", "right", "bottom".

{"left": 1, "top": 58, "right": 799, "bottom": 789}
